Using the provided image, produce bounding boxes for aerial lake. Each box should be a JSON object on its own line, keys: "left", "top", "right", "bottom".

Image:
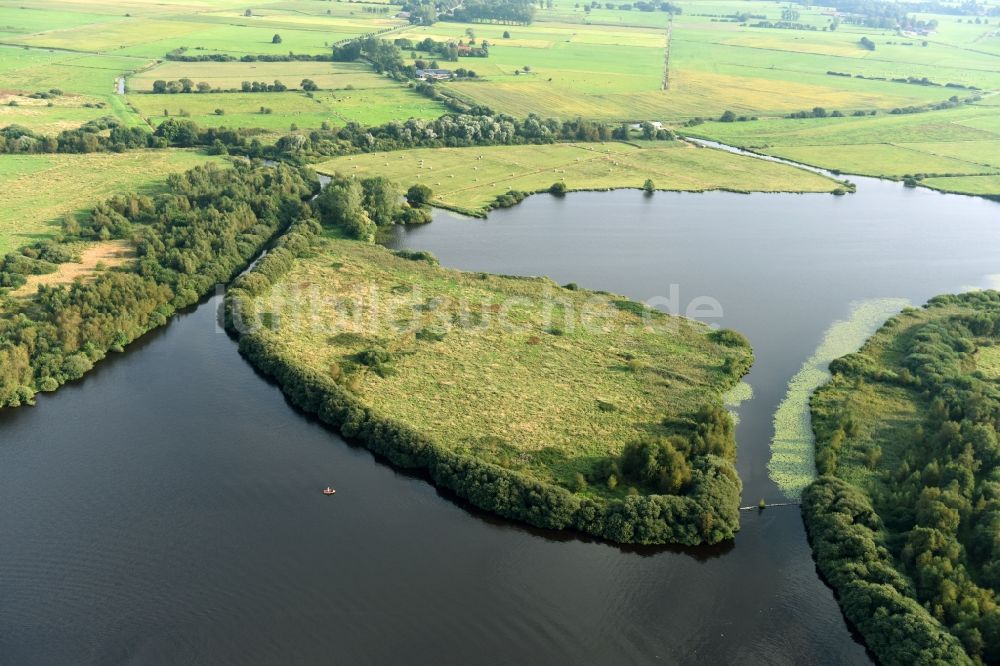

{"left": 2, "top": 174, "right": 998, "bottom": 664}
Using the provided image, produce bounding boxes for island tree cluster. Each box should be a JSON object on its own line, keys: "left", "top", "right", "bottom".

{"left": 806, "top": 291, "right": 1000, "bottom": 664}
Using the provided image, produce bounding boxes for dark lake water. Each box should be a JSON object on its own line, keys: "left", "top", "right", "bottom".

{"left": 2, "top": 174, "right": 998, "bottom": 664}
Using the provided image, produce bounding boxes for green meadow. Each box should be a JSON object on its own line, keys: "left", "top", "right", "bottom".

{"left": 129, "top": 86, "right": 449, "bottom": 132}
{"left": 923, "top": 173, "right": 1000, "bottom": 196}
{"left": 0, "top": 1, "right": 402, "bottom": 56}
{"left": 0, "top": 0, "right": 996, "bottom": 198}
{"left": 129, "top": 61, "right": 394, "bottom": 92}
{"left": 0, "top": 49, "right": 146, "bottom": 96}
{"left": 0, "top": 94, "right": 112, "bottom": 134}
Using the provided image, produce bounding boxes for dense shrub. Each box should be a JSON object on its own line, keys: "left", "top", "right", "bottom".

{"left": 803, "top": 477, "right": 973, "bottom": 666}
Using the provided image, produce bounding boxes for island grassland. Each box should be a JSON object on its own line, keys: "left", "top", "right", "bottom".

{"left": 804, "top": 292, "right": 1000, "bottom": 665}
{"left": 226, "top": 227, "right": 754, "bottom": 545}
{"left": 314, "top": 141, "right": 842, "bottom": 215}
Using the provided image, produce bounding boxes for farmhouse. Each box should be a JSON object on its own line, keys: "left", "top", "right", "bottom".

{"left": 629, "top": 121, "right": 664, "bottom": 130}
{"left": 416, "top": 68, "right": 453, "bottom": 80}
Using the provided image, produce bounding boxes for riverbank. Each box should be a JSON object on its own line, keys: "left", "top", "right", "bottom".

{"left": 313, "top": 141, "right": 844, "bottom": 217}
{"left": 225, "top": 223, "right": 753, "bottom": 545}
{"left": 804, "top": 292, "right": 1000, "bottom": 665}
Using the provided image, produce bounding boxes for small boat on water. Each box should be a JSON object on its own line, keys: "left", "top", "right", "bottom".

{"left": 322, "top": 487, "right": 336, "bottom": 495}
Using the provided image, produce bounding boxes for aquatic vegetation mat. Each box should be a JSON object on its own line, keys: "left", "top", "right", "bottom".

{"left": 768, "top": 297, "right": 909, "bottom": 498}
{"left": 723, "top": 380, "right": 753, "bottom": 425}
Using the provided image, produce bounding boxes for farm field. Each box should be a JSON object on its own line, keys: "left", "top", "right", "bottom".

{"left": 0, "top": 0, "right": 410, "bottom": 132}
{"left": 689, "top": 101, "right": 1000, "bottom": 190}
{"left": 0, "top": 94, "right": 114, "bottom": 134}
{"left": 425, "top": 0, "right": 1000, "bottom": 122}
{"left": 112, "top": 23, "right": 362, "bottom": 60}
{"left": 314, "top": 141, "right": 841, "bottom": 214}
{"left": 309, "top": 87, "right": 450, "bottom": 125}
{"left": 245, "top": 234, "right": 749, "bottom": 495}
{"left": 0, "top": 46, "right": 149, "bottom": 128}
{"left": 0, "top": 150, "right": 218, "bottom": 254}
{"left": 1, "top": 0, "right": 995, "bottom": 147}
{"left": 534, "top": 0, "right": 682, "bottom": 28}
{"left": 0, "top": 0, "right": 997, "bottom": 198}
{"left": 0, "top": 48, "right": 147, "bottom": 96}
{"left": 405, "top": 19, "right": 671, "bottom": 120}
{"left": 763, "top": 143, "right": 991, "bottom": 178}
{"left": 688, "top": 104, "right": 1000, "bottom": 147}
{"left": 126, "top": 58, "right": 450, "bottom": 131}
{"left": 0, "top": 2, "right": 403, "bottom": 57}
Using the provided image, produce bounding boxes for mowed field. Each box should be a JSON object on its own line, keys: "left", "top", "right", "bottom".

{"left": 3, "top": 0, "right": 996, "bottom": 134}
{"left": 689, "top": 102, "right": 1000, "bottom": 192}
{"left": 0, "top": 91, "right": 115, "bottom": 134}
{"left": 0, "top": 46, "right": 148, "bottom": 128}
{"left": 1, "top": 0, "right": 997, "bottom": 196}
{"left": 0, "top": 150, "right": 217, "bottom": 254}
{"left": 315, "top": 141, "right": 840, "bottom": 214}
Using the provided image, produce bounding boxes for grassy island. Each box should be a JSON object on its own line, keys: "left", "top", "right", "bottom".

{"left": 804, "top": 291, "right": 1000, "bottom": 665}
{"left": 226, "top": 226, "right": 753, "bottom": 545}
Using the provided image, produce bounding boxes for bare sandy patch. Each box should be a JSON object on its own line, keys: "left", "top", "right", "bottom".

{"left": 12, "top": 240, "right": 134, "bottom": 298}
